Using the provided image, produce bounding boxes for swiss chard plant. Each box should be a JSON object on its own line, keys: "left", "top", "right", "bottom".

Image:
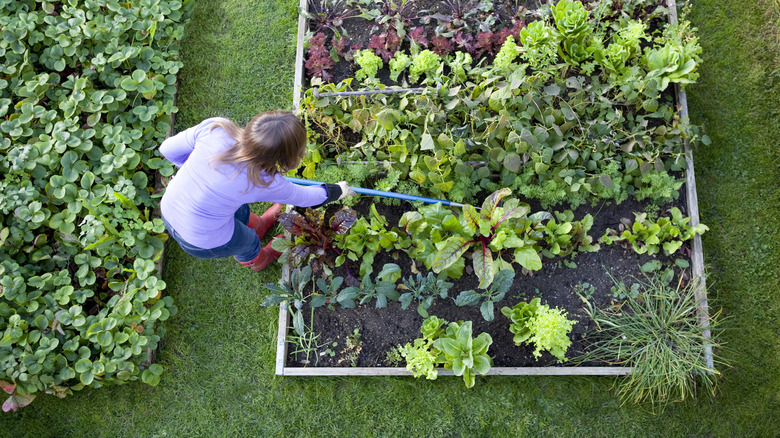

{"left": 430, "top": 188, "right": 543, "bottom": 289}
{"left": 273, "top": 208, "right": 358, "bottom": 275}
{"left": 600, "top": 207, "right": 708, "bottom": 256}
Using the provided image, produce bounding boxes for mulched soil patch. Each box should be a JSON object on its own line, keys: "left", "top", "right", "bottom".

{"left": 285, "top": 192, "right": 691, "bottom": 368}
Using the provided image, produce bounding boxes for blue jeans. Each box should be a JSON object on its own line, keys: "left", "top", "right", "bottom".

{"left": 162, "top": 204, "right": 263, "bottom": 262}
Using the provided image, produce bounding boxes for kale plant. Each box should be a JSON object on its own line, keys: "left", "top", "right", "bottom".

{"left": 454, "top": 269, "right": 515, "bottom": 321}
{"left": 399, "top": 272, "right": 454, "bottom": 317}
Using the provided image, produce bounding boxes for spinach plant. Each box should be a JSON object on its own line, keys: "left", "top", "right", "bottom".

{"left": 601, "top": 207, "right": 708, "bottom": 256}
{"left": 400, "top": 316, "right": 492, "bottom": 388}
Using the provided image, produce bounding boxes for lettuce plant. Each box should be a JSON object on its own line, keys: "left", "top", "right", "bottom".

{"left": 519, "top": 20, "right": 559, "bottom": 70}
{"left": 368, "top": 29, "right": 402, "bottom": 62}
{"left": 399, "top": 315, "right": 447, "bottom": 380}
{"left": 388, "top": 50, "right": 412, "bottom": 82}
{"left": 552, "top": 0, "right": 592, "bottom": 64}
{"left": 432, "top": 320, "right": 492, "bottom": 388}
{"left": 446, "top": 51, "right": 473, "bottom": 83}
{"left": 600, "top": 207, "right": 708, "bottom": 256}
{"left": 401, "top": 316, "right": 492, "bottom": 388}
{"left": 493, "top": 35, "right": 521, "bottom": 70}
{"left": 501, "top": 299, "right": 576, "bottom": 362}
{"left": 408, "top": 49, "right": 442, "bottom": 83}
{"left": 354, "top": 49, "right": 383, "bottom": 83}
{"left": 644, "top": 42, "right": 700, "bottom": 91}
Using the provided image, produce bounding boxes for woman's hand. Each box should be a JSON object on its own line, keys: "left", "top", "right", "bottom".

{"left": 336, "top": 181, "right": 357, "bottom": 200}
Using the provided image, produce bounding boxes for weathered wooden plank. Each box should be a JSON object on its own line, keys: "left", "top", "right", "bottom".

{"left": 275, "top": 205, "right": 295, "bottom": 376}
{"left": 282, "top": 367, "right": 631, "bottom": 377}
{"left": 292, "top": 0, "right": 308, "bottom": 112}
{"left": 667, "top": 0, "right": 714, "bottom": 372}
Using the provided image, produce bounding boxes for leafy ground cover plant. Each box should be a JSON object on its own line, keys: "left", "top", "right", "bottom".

{"left": 0, "top": 0, "right": 186, "bottom": 409}
{"left": 601, "top": 207, "right": 708, "bottom": 255}
{"left": 578, "top": 274, "right": 724, "bottom": 411}
{"left": 501, "top": 297, "right": 576, "bottom": 362}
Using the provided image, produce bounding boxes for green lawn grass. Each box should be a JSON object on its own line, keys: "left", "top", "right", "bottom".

{"left": 2, "top": 0, "right": 779, "bottom": 436}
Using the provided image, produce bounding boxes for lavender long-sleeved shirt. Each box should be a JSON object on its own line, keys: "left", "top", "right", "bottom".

{"left": 160, "top": 117, "right": 327, "bottom": 248}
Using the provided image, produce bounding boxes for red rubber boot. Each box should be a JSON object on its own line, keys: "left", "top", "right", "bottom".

{"left": 247, "top": 203, "right": 284, "bottom": 240}
{"left": 235, "top": 235, "right": 283, "bottom": 271}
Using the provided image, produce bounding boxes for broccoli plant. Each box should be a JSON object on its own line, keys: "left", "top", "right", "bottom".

{"left": 272, "top": 207, "right": 357, "bottom": 275}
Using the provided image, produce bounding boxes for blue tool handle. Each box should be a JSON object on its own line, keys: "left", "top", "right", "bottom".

{"left": 285, "top": 177, "right": 469, "bottom": 208}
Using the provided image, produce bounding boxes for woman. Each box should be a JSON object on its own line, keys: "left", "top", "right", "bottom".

{"left": 159, "top": 111, "right": 354, "bottom": 271}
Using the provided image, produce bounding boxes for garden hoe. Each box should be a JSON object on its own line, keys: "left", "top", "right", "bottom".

{"left": 285, "top": 177, "right": 475, "bottom": 208}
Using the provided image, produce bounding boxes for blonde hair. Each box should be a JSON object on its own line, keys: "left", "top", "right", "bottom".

{"left": 210, "top": 111, "right": 307, "bottom": 188}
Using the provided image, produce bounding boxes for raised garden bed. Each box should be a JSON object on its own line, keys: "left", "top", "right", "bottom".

{"left": 272, "top": 0, "right": 713, "bottom": 383}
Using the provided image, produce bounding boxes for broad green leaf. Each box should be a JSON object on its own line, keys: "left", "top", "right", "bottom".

{"left": 514, "top": 247, "right": 542, "bottom": 271}
{"left": 473, "top": 246, "right": 494, "bottom": 289}
{"left": 433, "top": 237, "right": 472, "bottom": 273}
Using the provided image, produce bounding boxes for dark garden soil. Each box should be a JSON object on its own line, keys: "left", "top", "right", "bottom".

{"left": 285, "top": 192, "right": 691, "bottom": 368}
